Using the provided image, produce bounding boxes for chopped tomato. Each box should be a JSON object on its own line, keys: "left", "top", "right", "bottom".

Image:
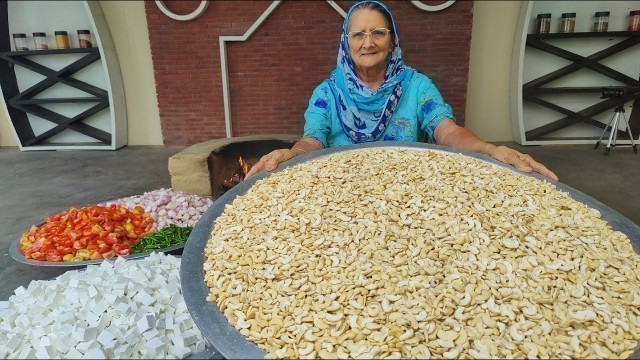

{"left": 104, "top": 233, "right": 118, "bottom": 246}
{"left": 18, "top": 205, "right": 155, "bottom": 262}
{"left": 116, "top": 249, "right": 130, "bottom": 256}
{"left": 98, "top": 243, "right": 111, "bottom": 254}
{"left": 91, "top": 224, "right": 103, "bottom": 234}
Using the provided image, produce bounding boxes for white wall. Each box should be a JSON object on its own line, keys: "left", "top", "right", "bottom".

{"left": 465, "top": 1, "right": 522, "bottom": 142}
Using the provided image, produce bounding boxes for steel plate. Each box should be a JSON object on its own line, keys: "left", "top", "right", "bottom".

{"left": 10, "top": 226, "right": 186, "bottom": 267}
{"left": 181, "top": 142, "right": 640, "bottom": 359}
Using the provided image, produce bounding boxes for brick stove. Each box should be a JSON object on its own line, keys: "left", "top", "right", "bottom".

{"left": 168, "top": 135, "right": 299, "bottom": 197}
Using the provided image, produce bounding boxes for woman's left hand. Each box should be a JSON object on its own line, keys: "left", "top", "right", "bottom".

{"left": 488, "top": 146, "right": 558, "bottom": 181}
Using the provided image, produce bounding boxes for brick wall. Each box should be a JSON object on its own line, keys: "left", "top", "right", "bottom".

{"left": 145, "top": 1, "right": 473, "bottom": 146}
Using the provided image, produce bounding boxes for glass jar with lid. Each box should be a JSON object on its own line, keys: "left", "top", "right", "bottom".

{"left": 12, "top": 33, "right": 28, "bottom": 51}
{"left": 560, "top": 13, "right": 576, "bottom": 33}
{"left": 55, "top": 31, "right": 70, "bottom": 49}
{"left": 33, "top": 32, "right": 48, "bottom": 50}
{"left": 77, "top": 30, "right": 92, "bottom": 48}
{"left": 628, "top": 10, "right": 640, "bottom": 31}
{"left": 536, "top": 13, "right": 552, "bottom": 34}
{"left": 594, "top": 11, "right": 610, "bottom": 32}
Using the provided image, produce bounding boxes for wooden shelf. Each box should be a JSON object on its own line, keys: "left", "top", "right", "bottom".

{"left": 511, "top": 1, "right": 640, "bottom": 145}
{"left": 0, "top": 1, "right": 127, "bottom": 151}
{"left": 0, "top": 47, "right": 98, "bottom": 56}
{"left": 527, "top": 31, "right": 640, "bottom": 40}
{"left": 523, "top": 27, "right": 640, "bottom": 141}
{"left": 0, "top": 47, "right": 110, "bottom": 146}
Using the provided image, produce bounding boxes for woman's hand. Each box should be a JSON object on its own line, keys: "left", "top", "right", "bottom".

{"left": 245, "top": 149, "right": 298, "bottom": 179}
{"left": 434, "top": 120, "right": 559, "bottom": 181}
{"left": 488, "top": 146, "right": 558, "bottom": 181}
{"left": 245, "top": 138, "right": 323, "bottom": 179}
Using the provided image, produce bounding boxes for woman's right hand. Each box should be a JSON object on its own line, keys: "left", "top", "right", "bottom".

{"left": 245, "top": 149, "right": 298, "bottom": 179}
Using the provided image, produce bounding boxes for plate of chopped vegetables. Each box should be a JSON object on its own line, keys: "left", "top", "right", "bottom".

{"left": 9, "top": 204, "right": 194, "bottom": 267}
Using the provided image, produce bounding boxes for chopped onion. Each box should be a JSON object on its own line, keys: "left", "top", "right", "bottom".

{"left": 101, "top": 189, "right": 213, "bottom": 230}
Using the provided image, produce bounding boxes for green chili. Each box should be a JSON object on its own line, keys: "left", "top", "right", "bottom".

{"left": 131, "top": 224, "right": 193, "bottom": 253}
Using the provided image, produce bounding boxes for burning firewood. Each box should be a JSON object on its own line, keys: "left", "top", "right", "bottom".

{"left": 222, "top": 156, "right": 250, "bottom": 191}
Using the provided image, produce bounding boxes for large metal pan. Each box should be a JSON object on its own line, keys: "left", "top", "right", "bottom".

{"left": 181, "top": 142, "right": 640, "bottom": 359}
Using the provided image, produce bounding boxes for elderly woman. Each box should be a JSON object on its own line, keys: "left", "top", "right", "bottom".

{"left": 247, "top": 0, "right": 558, "bottom": 181}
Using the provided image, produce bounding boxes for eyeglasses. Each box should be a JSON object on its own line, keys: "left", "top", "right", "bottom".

{"left": 347, "top": 28, "right": 391, "bottom": 43}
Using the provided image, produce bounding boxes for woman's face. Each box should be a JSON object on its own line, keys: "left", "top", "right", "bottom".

{"left": 347, "top": 9, "right": 393, "bottom": 75}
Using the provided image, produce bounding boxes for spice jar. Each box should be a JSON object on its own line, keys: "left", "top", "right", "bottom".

{"left": 77, "top": 29, "right": 92, "bottom": 48}
{"left": 560, "top": 13, "right": 576, "bottom": 33}
{"left": 32, "top": 32, "right": 48, "bottom": 50}
{"left": 536, "top": 13, "right": 552, "bottom": 34}
{"left": 628, "top": 10, "right": 640, "bottom": 31}
{"left": 594, "top": 11, "right": 610, "bottom": 32}
{"left": 12, "top": 33, "right": 28, "bottom": 51}
{"left": 55, "top": 31, "right": 70, "bottom": 49}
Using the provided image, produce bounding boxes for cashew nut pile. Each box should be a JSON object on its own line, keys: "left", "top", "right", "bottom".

{"left": 203, "top": 148, "right": 640, "bottom": 359}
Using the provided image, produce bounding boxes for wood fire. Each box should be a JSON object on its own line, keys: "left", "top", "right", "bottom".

{"left": 222, "top": 156, "right": 250, "bottom": 191}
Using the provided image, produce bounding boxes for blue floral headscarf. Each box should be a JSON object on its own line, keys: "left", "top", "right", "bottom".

{"left": 326, "top": 0, "right": 415, "bottom": 143}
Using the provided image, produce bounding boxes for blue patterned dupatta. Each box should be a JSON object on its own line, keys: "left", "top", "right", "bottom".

{"left": 326, "top": 0, "right": 415, "bottom": 143}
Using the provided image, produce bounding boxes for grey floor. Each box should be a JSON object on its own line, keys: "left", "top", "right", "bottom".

{"left": 1, "top": 142, "right": 639, "bottom": 301}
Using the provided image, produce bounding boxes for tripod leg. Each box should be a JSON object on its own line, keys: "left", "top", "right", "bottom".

{"left": 621, "top": 110, "right": 638, "bottom": 154}
{"left": 596, "top": 111, "right": 617, "bottom": 150}
{"left": 604, "top": 113, "right": 619, "bottom": 156}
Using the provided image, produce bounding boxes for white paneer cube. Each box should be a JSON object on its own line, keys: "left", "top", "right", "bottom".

{"left": 145, "top": 337, "right": 166, "bottom": 354}
{"left": 58, "top": 311, "right": 76, "bottom": 324}
{"left": 137, "top": 313, "right": 156, "bottom": 333}
{"left": 168, "top": 345, "right": 191, "bottom": 359}
{"left": 15, "top": 314, "right": 31, "bottom": 328}
{"left": 87, "top": 285, "right": 98, "bottom": 298}
{"left": 34, "top": 345, "right": 55, "bottom": 359}
{"left": 97, "top": 314, "right": 110, "bottom": 330}
{"left": 6, "top": 333, "right": 23, "bottom": 350}
{"left": 75, "top": 341, "right": 92, "bottom": 354}
{"left": 171, "top": 333, "right": 184, "bottom": 348}
{"left": 39, "top": 335, "right": 52, "bottom": 347}
{"left": 142, "top": 328, "right": 159, "bottom": 340}
{"left": 53, "top": 336, "right": 75, "bottom": 354}
{"left": 123, "top": 327, "right": 140, "bottom": 345}
{"left": 84, "top": 312, "right": 100, "bottom": 327}
{"left": 16, "top": 347, "right": 35, "bottom": 359}
{"left": 194, "top": 340, "right": 207, "bottom": 353}
{"left": 103, "top": 293, "right": 117, "bottom": 304}
{"left": 49, "top": 292, "right": 64, "bottom": 307}
{"left": 114, "top": 302, "right": 130, "bottom": 314}
{"left": 96, "top": 329, "right": 115, "bottom": 346}
{"left": 67, "top": 347, "right": 84, "bottom": 359}
{"left": 136, "top": 290, "right": 155, "bottom": 307}
{"left": 0, "top": 308, "right": 18, "bottom": 324}
{"left": 27, "top": 283, "right": 43, "bottom": 298}
{"left": 82, "top": 347, "right": 106, "bottom": 359}
{"left": 93, "top": 300, "right": 109, "bottom": 315}
{"left": 74, "top": 327, "right": 98, "bottom": 342}
{"left": 114, "top": 344, "right": 129, "bottom": 357}
{"left": 103, "top": 339, "right": 118, "bottom": 355}
{"left": 14, "top": 286, "right": 26, "bottom": 296}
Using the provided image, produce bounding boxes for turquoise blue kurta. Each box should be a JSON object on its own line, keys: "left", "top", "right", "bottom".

{"left": 302, "top": 72, "right": 455, "bottom": 148}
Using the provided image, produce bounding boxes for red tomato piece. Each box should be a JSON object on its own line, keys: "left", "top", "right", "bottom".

{"left": 116, "top": 249, "right": 130, "bottom": 256}
{"left": 19, "top": 204, "right": 156, "bottom": 262}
